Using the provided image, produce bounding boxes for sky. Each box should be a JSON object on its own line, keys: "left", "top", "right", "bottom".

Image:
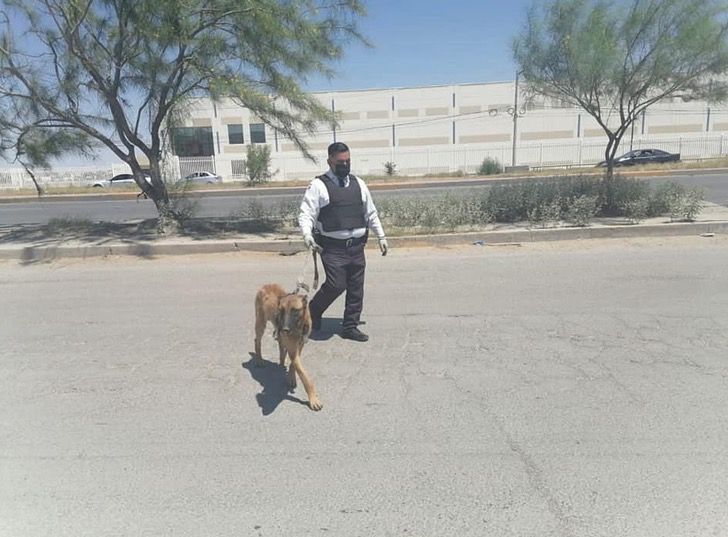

{"left": 5, "top": 0, "right": 536, "bottom": 167}
{"left": 305, "top": 0, "right": 535, "bottom": 92}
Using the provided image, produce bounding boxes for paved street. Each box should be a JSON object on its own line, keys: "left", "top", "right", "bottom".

{"left": 1, "top": 237, "right": 727, "bottom": 537}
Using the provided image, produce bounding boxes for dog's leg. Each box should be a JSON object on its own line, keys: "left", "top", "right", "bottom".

{"left": 278, "top": 339, "right": 287, "bottom": 367}
{"left": 290, "top": 350, "right": 322, "bottom": 411}
{"left": 279, "top": 338, "right": 296, "bottom": 389}
{"left": 254, "top": 314, "right": 266, "bottom": 367}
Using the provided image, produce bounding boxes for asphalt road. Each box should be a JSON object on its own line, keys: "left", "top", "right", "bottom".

{"left": 1, "top": 171, "right": 727, "bottom": 226}
{"left": 2, "top": 237, "right": 727, "bottom": 536}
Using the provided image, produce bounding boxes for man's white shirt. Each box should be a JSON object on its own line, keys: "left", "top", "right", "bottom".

{"left": 298, "top": 170, "right": 386, "bottom": 240}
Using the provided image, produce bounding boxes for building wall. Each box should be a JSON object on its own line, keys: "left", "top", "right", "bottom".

{"left": 175, "top": 82, "right": 726, "bottom": 180}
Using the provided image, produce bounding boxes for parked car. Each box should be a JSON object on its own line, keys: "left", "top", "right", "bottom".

{"left": 182, "top": 171, "right": 223, "bottom": 184}
{"left": 92, "top": 172, "right": 151, "bottom": 188}
{"left": 596, "top": 149, "right": 680, "bottom": 168}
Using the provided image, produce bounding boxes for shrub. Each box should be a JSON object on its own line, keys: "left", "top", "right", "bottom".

{"left": 623, "top": 198, "right": 650, "bottom": 223}
{"left": 651, "top": 183, "right": 705, "bottom": 222}
{"left": 564, "top": 195, "right": 598, "bottom": 227}
{"left": 680, "top": 187, "right": 705, "bottom": 221}
{"left": 383, "top": 161, "right": 397, "bottom": 176}
{"left": 377, "top": 193, "right": 493, "bottom": 231}
{"left": 167, "top": 177, "right": 200, "bottom": 224}
{"left": 600, "top": 174, "right": 650, "bottom": 216}
{"left": 486, "top": 183, "right": 526, "bottom": 222}
{"left": 478, "top": 157, "right": 502, "bottom": 175}
{"left": 245, "top": 144, "right": 273, "bottom": 184}
{"left": 528, "top": 198, "right": 562, "bottom": 228}
{"left": 376, "top": 175, "right": 700, "bottom": 233}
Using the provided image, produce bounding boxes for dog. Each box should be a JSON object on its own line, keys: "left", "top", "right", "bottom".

{"left": 254, "top": 283, "right": 321, "bottom": 411}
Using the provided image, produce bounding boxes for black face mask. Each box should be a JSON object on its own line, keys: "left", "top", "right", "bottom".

{"left": 333, "top": 162, "right": 350, "bottom": 179}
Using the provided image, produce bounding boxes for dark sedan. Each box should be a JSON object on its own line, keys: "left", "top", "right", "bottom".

{"left": 597, "top": 148, "right": 680, "bottom": 167}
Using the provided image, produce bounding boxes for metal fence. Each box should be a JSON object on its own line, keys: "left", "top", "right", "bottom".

{"left": 266, "top": 133, "right": 728, "bottom": 180}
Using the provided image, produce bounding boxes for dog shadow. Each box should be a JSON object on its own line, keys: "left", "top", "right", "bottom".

{"left": 242, "top": 353, "right": 309, "bottom": 415}
{"left": 308, "top": 317, "right": 343, "bottom": 341}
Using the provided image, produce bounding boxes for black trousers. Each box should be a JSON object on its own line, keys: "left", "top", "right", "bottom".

{"left": 309, "top": 242, "right": 366, "bottom": 329}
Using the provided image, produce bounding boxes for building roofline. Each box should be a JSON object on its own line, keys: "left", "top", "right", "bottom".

{"left": 305, "top": 80, "right": 514, "bottom": 95}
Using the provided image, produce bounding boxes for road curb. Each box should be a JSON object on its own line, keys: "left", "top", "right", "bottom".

{"left": 2, "top": 221, "right": 726, "bottom": 262}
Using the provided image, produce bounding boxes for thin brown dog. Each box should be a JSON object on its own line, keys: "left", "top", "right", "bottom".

{"left": 254, "top": 283, "right": 321, "bottom": 411}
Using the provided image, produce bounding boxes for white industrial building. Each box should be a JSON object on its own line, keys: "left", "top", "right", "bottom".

{"left": 2, "top": 79, "right": 727, "bottom": 190}
{"left": 172, "top": 80, "right": 728, "bottom": 181}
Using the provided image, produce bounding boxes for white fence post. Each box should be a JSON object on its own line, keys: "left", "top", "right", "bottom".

{"left": 578, "top": 139, "right": 582, "bottom": 166}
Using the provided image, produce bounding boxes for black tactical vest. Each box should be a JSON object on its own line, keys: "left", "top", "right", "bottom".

{"left": 316, "top": 174, "right": 367, "bottom": 232}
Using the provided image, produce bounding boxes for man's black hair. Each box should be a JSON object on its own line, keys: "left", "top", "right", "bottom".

{"left": 328, "top": 142, "right": 350, "bottom": 157}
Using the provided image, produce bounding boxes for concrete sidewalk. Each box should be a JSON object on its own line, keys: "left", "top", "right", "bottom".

{"left": 1, "top": 202, "right": 727, "bottom": 262}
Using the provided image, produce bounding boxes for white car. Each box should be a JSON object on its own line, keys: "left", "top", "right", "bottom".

{"left": 182, "top": 171, "right": 223, "bottom": 184}
{"left": 92, "top": 173, "right": 151, "bottom": 189}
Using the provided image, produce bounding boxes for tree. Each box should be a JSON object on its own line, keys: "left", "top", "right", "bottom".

{"left": 513, "top": 0, "right": 728, "bottom": 178}
{"left": 0, "top": 0, "right": 364, "bottom": 231}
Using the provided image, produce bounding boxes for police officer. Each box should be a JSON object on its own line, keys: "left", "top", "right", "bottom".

{"left": 298, "top": 142, "right": 388, "bottom": 342}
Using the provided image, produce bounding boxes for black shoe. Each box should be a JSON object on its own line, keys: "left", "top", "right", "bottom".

{"left": 311, "top": 315, "right": 322, "bottom": 331}
{"left": 341, "top": 327, "right": 369, "bottom": 342}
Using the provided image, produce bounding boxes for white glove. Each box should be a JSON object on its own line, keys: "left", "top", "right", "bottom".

{"left": 303, "top": 234, "right": 321, "bottom": 253}
{"left": 378, "top": 237, "right": 388, "bottom": 256}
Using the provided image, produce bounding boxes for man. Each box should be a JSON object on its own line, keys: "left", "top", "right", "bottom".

{"left": 298, "top": 142, "right": 388, "bottom": 342}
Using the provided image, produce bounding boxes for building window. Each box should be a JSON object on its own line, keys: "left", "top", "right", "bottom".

{"left": 250, "top": 123, "right": 266, "bottom": 144}
{"left": 172, "top": 127, "right": 214, "bottom": 157}
{"left": 228, "top": 124, "right": 244, "bottom": 144}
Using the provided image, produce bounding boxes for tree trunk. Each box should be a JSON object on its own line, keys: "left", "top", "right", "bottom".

{"left": 20, "top": 163, "right": 44, "bottom": 197}
{"left": 129, "top": 158, "right": 178, "bottom": 234}
{"left": 602, "top": 132, "right": 626, "bottom": 215}
{"left": 604, "top": 135, "right": 616, "bottom": 181}
{"left": 152, "top": 197, "right": 180, "bottom": 235}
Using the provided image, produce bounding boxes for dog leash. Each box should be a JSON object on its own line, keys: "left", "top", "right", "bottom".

{"left": 295, "top": 250, "right": 319, "bottom": 295}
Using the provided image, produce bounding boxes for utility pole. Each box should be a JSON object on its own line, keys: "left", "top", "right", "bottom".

{"left": 511, "top": 72, "right": 521, "bottom": 167}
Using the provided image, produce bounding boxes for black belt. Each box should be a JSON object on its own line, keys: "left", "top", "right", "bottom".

{"left": 314, "top": 232, "right": 368, "bottom": 248}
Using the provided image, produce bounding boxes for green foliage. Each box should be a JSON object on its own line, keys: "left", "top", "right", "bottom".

{"left": 478, "top": 157, "right": 502, "bottom": 175}
{"left": 651, "top": 183, "right": 705, "bottom": 222}
{"left": 528, "top": 198, "right": 562, "bottom": 228}
{"left": 376, "top": 194, "right": 493, "bottom": 232}
{"left": 564, "top": 194, "right": 599, "bottom": 227}
{"left": 599, "top": 175, "right": 651, "bottom": 216}
{"left": 376, "top": 175, "right": 702, "bottom": 232}
{"left": 623, "top": 198, "right": 650, "bottom": 224}
{"left": 383, "top": 161, "right": 397, "bottom": 175}
{"left": 514, "top": 0, "right": 728, "bottom": 174}
{"left": 245, "top": 145, "right": 273, "bottom": 184}
{"left": 0, "top": 0, "right": 366, "bottom": 226}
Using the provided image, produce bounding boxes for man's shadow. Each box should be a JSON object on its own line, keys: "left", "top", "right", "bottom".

{"left": 308, "top": 317, "right": 344, "bottom": 341}
{"left": 242, "top": 353, "right": 308, "bottom": 415}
